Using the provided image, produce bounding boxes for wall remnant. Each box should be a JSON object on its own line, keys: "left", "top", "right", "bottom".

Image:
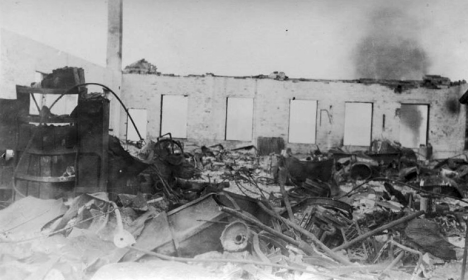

{"left": 123, "top": 59, "right": 159, "bottom": 75}
{"left": 121, "top": 73, "right": 468, "bottom": 159}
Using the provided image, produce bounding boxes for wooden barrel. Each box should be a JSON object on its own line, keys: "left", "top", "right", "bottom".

{"left": 15, "top": 123, "right": 77, "bottom": 200}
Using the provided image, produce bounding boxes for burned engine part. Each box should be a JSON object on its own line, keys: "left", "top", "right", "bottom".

{"left": 294, "top": 197, "right": 375, "bottom": 262}
{"left": 220, "top": 220, "right": 251, "bottom": 252}
{"left": 301, "top": 178, "right": 331, "bottom": 197}
{"left": 419, "top": 184, "right": 463, "bottom": 199}
{"left": 383, "top": 182, "right": 408, "bottom": 206}
{"left": 350, "top": 162, "right": 373, "bottom": 180}
{"left": 154, "top": 133, "right": 184, "bottom": 158}
{"left": 108, "top": 136, "right": 150, "bottom": 195}
{"left": 294, "top": 198, "right": 355, "bottom": 250}
{"left": 276, "top": 157, "right": 334, "bottom": 185}
{"left": 297, "top": 204, "right": 351, "bottom": 249}
{"left": 399, "top": 166, "right": 419, "bottom": 181}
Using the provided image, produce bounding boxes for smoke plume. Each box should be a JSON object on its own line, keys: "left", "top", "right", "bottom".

{"left": 354, "top": 6, "right": 430, "bottom": 80}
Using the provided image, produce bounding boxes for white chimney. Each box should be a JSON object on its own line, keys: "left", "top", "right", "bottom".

{"left": 106, "top": 0, "right": 123, "bottom": 137}
{"left": 107, "top": 0, "right": 123, "bottom": 71}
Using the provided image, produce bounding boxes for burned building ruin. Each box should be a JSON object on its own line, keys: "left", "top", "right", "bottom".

{"left": 1, "top": 1, "right": 468, "bottom": 280}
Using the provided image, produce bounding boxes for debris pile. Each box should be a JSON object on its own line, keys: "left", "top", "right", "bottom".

{"left": 2, "top": 137, "right": 468, "bottom": 280}
{"left": 123, "top": 59, "right": 160, "bottom": 75}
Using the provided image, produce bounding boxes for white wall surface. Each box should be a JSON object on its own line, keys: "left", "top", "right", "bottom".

{"left": 0, "top": 29, "right": 111, "bottom": 99}
{"left": 399, "top": 104, "right": 429, "bottom": 148}
{"left": 226, "top": 97, "right": 254, "bottom": 141}
{"left": 127, "top": 108, "right": 147, "bottom": 141}
{"left": 344, "top": 103, "right": 373, "bottom": 146}
{"left": 289, "top": 100, "right": 317, "bottom": 144}
{"left": 161, "top": 95, "right": 188, "bottom": 138}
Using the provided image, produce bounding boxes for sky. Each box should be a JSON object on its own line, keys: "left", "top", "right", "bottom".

{"left": 1, "top": 0, "right": 468, "bottom": 80}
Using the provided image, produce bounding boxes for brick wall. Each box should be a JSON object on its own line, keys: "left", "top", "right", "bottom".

{"left": 122, "top": 74, "right": 468, "bottom": 158}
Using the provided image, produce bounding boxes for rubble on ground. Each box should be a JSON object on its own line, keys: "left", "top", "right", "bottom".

{"left": 2, "top": 137, "right": 468, "bottom": 280}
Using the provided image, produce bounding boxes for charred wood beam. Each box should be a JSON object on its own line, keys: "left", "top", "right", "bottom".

{"left": 332, "top": 210, "right": 424, "bottom": 252}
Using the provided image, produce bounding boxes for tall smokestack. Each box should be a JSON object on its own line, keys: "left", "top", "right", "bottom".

{"left": 106, "top": 0, "right": 123, "bottom": 137}
{"left": 107, "top": 0, "right": 123, "bottom": 71}
{"left": 354, "top": 6, "right": 430, "bottom": 80}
